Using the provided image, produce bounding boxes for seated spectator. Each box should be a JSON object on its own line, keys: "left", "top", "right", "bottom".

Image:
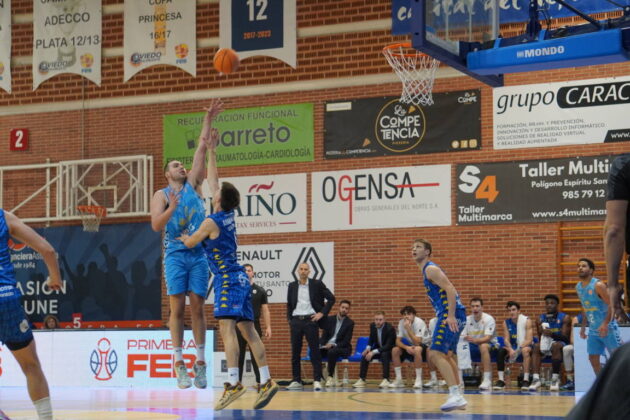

{"left": 353, "top": 311, "right": 396, "bottom": 388}
{"left": 320, "top": 300, "right": 354, "bottom": 387}
{"left": 389, "top": 305, "right": 429, "bottom": 389}
{"left": 461, "top": 297, "right": 499, "bottom": 391}
{"left": 494, "top": 301, "right": 533, "bottom": 390}
{"left": 42, "top": 315, "right": 60, "bottom": 330}
{"left": 530, "top": 294, "right": 572, "bottom": 392}
{"left": 423, "top": 316, "right": 447, "bottom": 388}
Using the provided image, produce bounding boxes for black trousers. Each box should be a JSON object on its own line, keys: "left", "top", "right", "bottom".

{"left": 496, "top": 347, "right": 509, "bottom": 371}
{"left": 236, "top": 320, "right": 262, "bottom": 383}
{"left": 359, "top": 350, "right": 391, "bottom": 380}
{"left": 320, "top": 347, "right": 351, "bottom": 376}
{"left": 290, "top": 317, "right": 323, "bottom": 382}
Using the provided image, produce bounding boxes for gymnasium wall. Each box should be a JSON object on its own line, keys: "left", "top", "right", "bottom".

{"left": 1, "top": 0, "right": 629, "bottom": 379}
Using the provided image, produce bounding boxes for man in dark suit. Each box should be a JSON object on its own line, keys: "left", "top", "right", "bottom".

{"left": 286, "top": 262, "right": 335, "bottom": 390}
{"left": 353, "top": 310, "right": 396, "bottom": 388}
{"left": 320, "top": 300, "right": 355, "bottom": 387}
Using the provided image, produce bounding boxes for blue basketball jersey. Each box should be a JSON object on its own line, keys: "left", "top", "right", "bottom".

{"left": 162, "top": 182, "right": 206, "bottom": 255}
{"left": 423, "top": 261, "right": 465, "bottom": 315}
{"left": 539, "top": 311, "right": 568, "bottom": 334}
{"left": 0, "top": 210, "right": 16, "bottom": 287}
{"left": 577, "top": 277, "right": 616, "bottom": 332}
{"left": 506, "top": 318, "right": 518, "bottom": 348}
{"left": 202, "top": 210, "right": 244, "bottom": 275}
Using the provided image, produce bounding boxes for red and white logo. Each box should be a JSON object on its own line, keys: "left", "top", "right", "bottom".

{"left": 90, "top": 338, "right": 118, "bottom": 381}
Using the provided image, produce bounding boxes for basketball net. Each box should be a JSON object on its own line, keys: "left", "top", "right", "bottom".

{"left": 383, "top": 43, "right": 439, "bottom": 107}
{"left": 77, "top": 205, "right": 106, "bottom": 232}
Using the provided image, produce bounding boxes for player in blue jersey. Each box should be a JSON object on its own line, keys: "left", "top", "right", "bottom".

{"left": 179, "top": 110, "right": 278, "bottom": 411}
{"left": 150, "top": 99, "right": 223, "bottom": 389}
{"left": 413, "top": 239, "right": 467, "bottom": 412}
{"left": 575, "top": 258, "right": 622, "bottom": 374}
{"left": 530, "top": 294, "right": 572, "bottom": 391}
{"left": 0, "top": 210, "right": 62, "bottom": 420}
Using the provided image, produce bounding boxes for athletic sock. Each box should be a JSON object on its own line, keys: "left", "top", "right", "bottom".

{"left": 567, "top": 373, "right": 574, "bottom": 381}
{"left": 394, "top": 367, "right": 402, "bottom": 380}
{"left": 259, "top": 365, "right": 271, "bottom": 384}
{"left": 524, "top": 373, "right": 530, "bottom": 381}
{"left": 498, "top": 371, "right": 505, "bottom": 381}
{"left": 34, "top": 396, "right": 53, "bottom": 420}
{"left": 174, "top": 347, "right": 184, "bottom": 363}
{"left": 415, "top": 368, "right": 422, "bottom": 380}
{"left": 533, "top": 373, "right": 540, "bottom": 381}
{"left": 552, "top": 373, "right": 559, "bottom": 381}
{"left": 448, "top": 385, "right": 459, "bottom": 396}
{"left": 430, "top": 371, "right": 438, "bottom": 381}
{"left": 228, "top": 368, "right": 239, "bottom": 386}
{"left": 196, "top": 343, "right": 205, "bottom": 363}
{"left": 483, "top": 371, "right": 491, "bottom": 382}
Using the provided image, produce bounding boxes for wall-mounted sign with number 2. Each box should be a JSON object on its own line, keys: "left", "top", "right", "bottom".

{"left": 9, "top": 128, "right": 29, "bottom": 151}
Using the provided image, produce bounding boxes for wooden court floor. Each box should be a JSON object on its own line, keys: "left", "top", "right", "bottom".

{"left": 0, "top": 385, "right": 577, "bottom": 419}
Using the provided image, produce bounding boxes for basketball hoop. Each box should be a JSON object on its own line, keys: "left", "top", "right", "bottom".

{"left": 77, "top": 205, "right": 107, "bottom": 232}
{"left": 383, "top": 42, "right": 439, "bottom": 107}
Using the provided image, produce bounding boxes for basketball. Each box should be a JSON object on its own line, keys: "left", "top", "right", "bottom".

{"left": 213, "top": 48, "right": 239, "bottom": 74}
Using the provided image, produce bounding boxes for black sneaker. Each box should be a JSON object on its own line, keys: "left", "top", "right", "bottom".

{"left": 492, "top": 380, "right": 506, "bottom": 390}
{"left": 520, "top": 380, "right": 530, "bottom": 391}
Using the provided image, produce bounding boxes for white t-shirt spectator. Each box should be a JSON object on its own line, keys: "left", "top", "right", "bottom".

{"left": 397, "top": 316, "right": 429, "bottom": 345}
{"left": 462, "top": 312, "right": 498, "bottom": 347}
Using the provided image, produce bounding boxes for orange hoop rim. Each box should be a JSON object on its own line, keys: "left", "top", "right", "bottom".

{"left": 383, "top": 42, "right": 433, "bottom": 59}
{"left": 77, "top": 205, "right": 107, "bottom": 217}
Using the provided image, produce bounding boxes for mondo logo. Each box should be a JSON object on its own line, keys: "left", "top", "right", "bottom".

{"left": 90, "top": 338, "right": 118, "bottom": 381}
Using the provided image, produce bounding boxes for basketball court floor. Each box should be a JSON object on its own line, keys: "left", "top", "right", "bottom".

{"left": 0, "top": 385, "right": 577, "bottom": 419}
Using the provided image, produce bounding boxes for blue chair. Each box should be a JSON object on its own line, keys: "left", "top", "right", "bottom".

{"left": 348, "top": 337, "right": 369, "bottom": 362}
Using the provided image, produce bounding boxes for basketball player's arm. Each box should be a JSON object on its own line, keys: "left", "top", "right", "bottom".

{"left": 596, "top": 281, "right": 613, "bottom": 337}
{"left": 579, "top": 311, "right": 587, "bottom": 339}
{"left": 188, "top": 99, "right": 223, "bottom": 190}
{"left": 503, "top": 321, "right": 514, "bottom": 354}
{"left": 395, "top": 337, "right": 411, "bottom": 351}
{"left": 604, "top": 199, "right": 629, "bottom": 322}
{"left": 150, "top": 190, "right": 177, "bottom": 232}
{"left": 206, "top": 129, "right": 221, "bottom": 212}
{"left": 178, "top": 218, "right": 218, "bottom": 247}
{"left": 554, "top": 315, "right": 571, "bottom": 343}
{"left": 5, "top": 211, "right": 62, "bottom": 291}
{"left": 261, "top": 303, "right": 272, "bottom": 338}
{"left": 426, "top": 265, "right": 459, "bottom": 332}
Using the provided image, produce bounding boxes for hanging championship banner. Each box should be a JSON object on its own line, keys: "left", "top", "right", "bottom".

{"left": 33, "top": 0, "right": 102, "bottom": 89}
{"left": 0, "top": 0, "right": 11, "bottom": 93}
{"left": 124, "top": 0, "right": 196, "bottom": 82}
{"left": 219, "top": 0, "right": 296, "bottom": 68}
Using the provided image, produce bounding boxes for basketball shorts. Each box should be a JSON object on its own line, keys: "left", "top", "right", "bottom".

{"left": 0, "top": 286, "right": 33, "bottom": 351}
{"left": 469, "top": 341, "right": 500, "bottom": 359}
{"left": 164, "top": 248, "right": 209, "bottom": 297}
{"left": 213, "top": 270, "right": 253, "bottom": 322}
{"left": 587, "top": 325, "right": 623, "bottom": 355}
{"left": 430, "top": 309, "right": 467, "bottom": 354}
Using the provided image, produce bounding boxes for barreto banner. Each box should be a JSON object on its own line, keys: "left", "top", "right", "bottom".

{"left": 33, "top": 0, "right": 102, "bottom": 89}
{"left": 324, "top": 91, "right": 480, "bottom": 159}
{"left": 456, "top": 155, "right": 612, "bottom": 225}
{"left": 494, "top": 76, "right": 630, "bottom": 149}
{"left": 311, "top": 165, "right": 451, "bottom": 231}
{"left": 200, "top": 173, "right": 307, "bottom": 234}
{"left": 0, "top": 0, "right": 10, "bottom": 93}
{"left": 124, "top": 0, "right": 196, "bottom": 82}
{"left": 219, "top": 0, "right": 296, "bottom": 68}
{"left": 163, "top": 103, "right": 314, "bottom": 168}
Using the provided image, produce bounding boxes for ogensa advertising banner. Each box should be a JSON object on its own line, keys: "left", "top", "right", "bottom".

{"left": 311, "top": 165, "right": 451, "bottom": 231}
{"left": 0, "top": 330, "right": 212, "bottom": 388}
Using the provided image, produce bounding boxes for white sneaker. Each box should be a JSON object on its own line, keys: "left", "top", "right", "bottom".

{"left": 378, "top": 379, "right": 390, "bottom": 388}
{"left": 528, "top": 379, "right": 542, "bottom": 391}
{"left": 438, "top": 380, "right": 447, "bottom": 387}
{"left": 174, "top": 363, "right": 192, "bottom": 389}
{"left": 479, "top": 379, "right": 492, "bottom": 391}
{"left": 286, "top": 381, "right": 303, "bottom": 390}
{"left": 325, "top": 377, "right": 337, "bottom": 387}
{"left": 413, "top": 378, "right": 423, "bottom": 389}
{"left": 353, "top": 378, "right": 366, "bottom": 388}
{"left": 388, "top": 378, "right": 405, "bottom": 388}
{"left": 192, "top": 362, "right": 207, "bottom": 389}
{"left": 313, "top": 381, "right": 323, "bottom": 391}
{"left": 459, "top": 383, "right": 465, "bottom": 393}
{"left": 549, "top": 379, "right": 560, "bottom": 391}
{"left": 441, "top": 394, "right": 468, "bottom": 411}
{"left": 423, "top": 379, "right": 437, "bottom": 388}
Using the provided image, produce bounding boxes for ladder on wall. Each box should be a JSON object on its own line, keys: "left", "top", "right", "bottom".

{"left": 558, "top": 223, "right": 627, "bottom": 316}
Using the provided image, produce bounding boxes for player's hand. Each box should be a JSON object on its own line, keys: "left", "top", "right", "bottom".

{"left": 446, "top": 316, "right": 459, "bottom": 333}
{"left": 265, "top": 326, "right": 272, "bottom": 339}
{"left": 464, "top": 335, "right": 474, "bottom": 343}
{"left": 46, "top": 276, "right": 62, "bottom": 291}
{"left": 202, "top": 127, "right": 220, "bottom": 149}
{"left": 177, "top": 234, "right": 190, "bottom": 243}
{"left": 579, "top": 329, "right": 587, "bottom": 340}
{"left": 361, "top": 348, "right": 370, "bottom": 357}
{"left": 598, "top": 323, "right": 609, "bottom": 338}
{"left": 365, "top": 351, "right": 373, "bottom": 362}
{"left": 203, "top": 99, "right": 224, "bottom": 122}
{"left": 167, "top": 190, "right": 180, "bottom": 211}
{"left": 311, "top": 312, "right": 323, "bottom": 322}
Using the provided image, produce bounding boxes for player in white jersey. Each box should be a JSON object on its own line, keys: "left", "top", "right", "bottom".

{"left": 461, "top": 297, "right": 498, "bottom": 390}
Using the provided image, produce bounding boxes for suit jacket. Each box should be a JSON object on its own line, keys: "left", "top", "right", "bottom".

{"left": 319, "top": 315, "right": 355, "bottom": 353}
{"left": 286, "top": 279, "right": 335, "bottom": 324}
{"left": 367, "top": 322, "right": 396, "bottom": 354}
